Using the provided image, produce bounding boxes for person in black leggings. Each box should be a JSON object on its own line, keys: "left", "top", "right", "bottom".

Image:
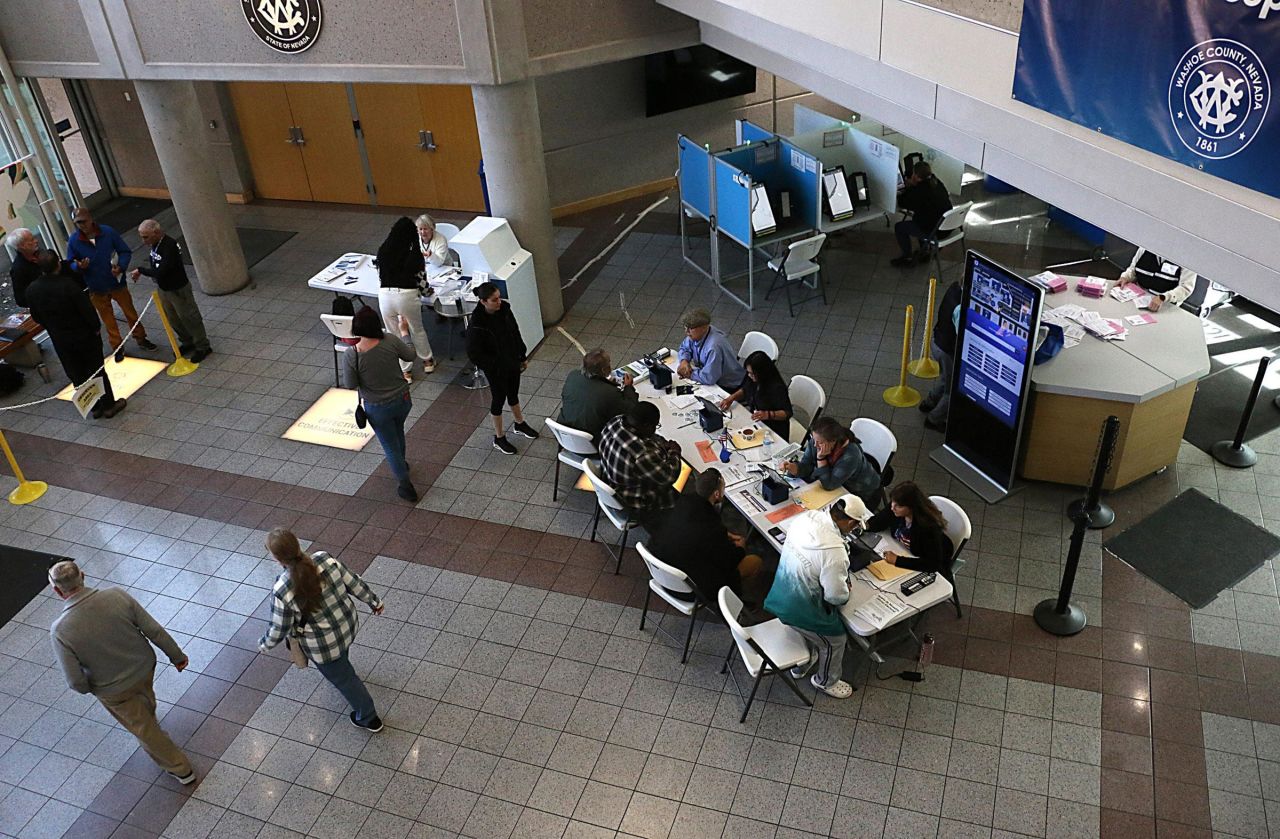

{"left": 466, "top": 282, "right": 540, "bottom": 454}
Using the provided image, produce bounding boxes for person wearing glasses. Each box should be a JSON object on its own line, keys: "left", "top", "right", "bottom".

{"left": 676, "top": 308, "right": 745, "bottom": 392}
{"left": 66, "top": 207, "right": 157, "bottom": 362}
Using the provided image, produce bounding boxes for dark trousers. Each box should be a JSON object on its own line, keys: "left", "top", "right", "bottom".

{"left": 51, "top": 332, "right": 114, "bottom": 411}
{"left": 314, "top": 651, "right": 377, "bottom": 724}
{"left": 487, "top": 368, "right": 521, "bottom": 417}
{"left": 894, "top": 219, "right": 927, "bottom": 257}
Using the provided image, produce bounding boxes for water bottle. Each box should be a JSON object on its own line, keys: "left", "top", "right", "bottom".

{"left": 719, "top": 432, "right": 732, "bottom": 463}
{"left": 763, "top": 429, "right": 774, "bottom": 463}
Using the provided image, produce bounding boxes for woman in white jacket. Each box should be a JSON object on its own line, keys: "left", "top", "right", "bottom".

{"left": 763, "top": 495, "right": 871, "bottom": 699}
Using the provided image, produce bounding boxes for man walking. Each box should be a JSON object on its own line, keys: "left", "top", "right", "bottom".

{"left": 130, "top": 220, "right": 212, "bottom": 362}
{"left": 26, "top": 250, "right": 125, "bottom": 419}
{"left": 66, "top": 206, "right": 157, "bottom": 361}
{"left": 47, "top": 560, "right": 196, "bottom": 784}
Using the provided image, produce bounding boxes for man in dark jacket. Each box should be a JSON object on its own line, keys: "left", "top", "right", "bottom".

{"left": 130, "top": 220, "right": 211, "bottom": 363}
{"left": 466, "top": 282, "right": 539, "bottom": 454}
{"left": 26, "top": 250, "right": 125, "bottom": 419}
{"left": 559, "top": 348, "right": 639, "bottom": 443}
{"left": 6, "top": 227, "right": 42, "bottom": 308}
{"left": 645, "top": 469, "right": 764, "bottom": 604}
{"left": 919, "top": 280, "right": 962, "bottom": 431}
{"left": 891, "top": 162, "right": 953, "bottom": 267}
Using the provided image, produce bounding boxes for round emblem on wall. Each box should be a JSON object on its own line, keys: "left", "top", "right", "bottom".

{"left": 241, "top": 0, "right": 323, "bottom": 54}
{"left": 1167, "top": 38, "right": 1270, "bottom": 160}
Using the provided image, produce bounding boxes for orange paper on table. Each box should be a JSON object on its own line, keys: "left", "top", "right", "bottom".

{"left": 765, "top": 503, "right": 805, "bottom": 524}
{"left": 694, "top": 440, "right": 717, "bottom": 463}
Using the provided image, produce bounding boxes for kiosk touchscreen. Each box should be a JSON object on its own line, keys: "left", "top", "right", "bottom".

{"left": 822, "top": 167, "right": 854, "bottom": 221}
{"left": 750, "top": 183, "right": 777, "bottom": 236}
{"left": 938, "top": 251, "right": 1043, "bottom": 500}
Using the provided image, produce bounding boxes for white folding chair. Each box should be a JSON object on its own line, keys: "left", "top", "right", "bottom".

{"left": 929, "top": 495, "right": 972, "bottom": 618}
{"left": 851, "top": 418, "right": 898, "bottom": 509}
{"left": 582, "top": 459, "right": 640, "bottom": 575}
{"left": 788, "top": 375, "right": 827, "bottom": 445}
{"left": 545, "top": 418, "right": 597, "bottom": 502}
{"left": 434, "top": 222, "right": 461, "bottom": 240}
{"left": 637, "top": 542, "right": 716, "bottom": 664}
{"left": 923, "top": 202, "right": 973, "bottom": 280}
{"left": 718, "top": 588, "right": 813, "bottom": 723}
{"left": 321, "top": 313, "right": 354, "bottom": 387}
{"left": 766, "top": 233, "right": 828, "bottom": 317}
{"left": 738, "top": 331, "right": 780, "bottom": 362}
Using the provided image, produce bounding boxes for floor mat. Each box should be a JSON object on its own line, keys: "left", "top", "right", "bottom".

{"left": 1103, "top": 488, "right": 1280, "bottom": 608}
{"left": 177, "top": 227, "right": 295, "bottom": 269}
{"left": 95, "top": 197, "right": 172, "bottom": 234}
{"left": 0, "top": 544, "right": 60, "bottom": 627}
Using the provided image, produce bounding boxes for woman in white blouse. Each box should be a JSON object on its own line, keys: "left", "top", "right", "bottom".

{"left": 416, "top": 213, "right": 453, "bottom": 280}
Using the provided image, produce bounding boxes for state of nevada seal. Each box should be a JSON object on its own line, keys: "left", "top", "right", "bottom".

{"left": 241, "top": 0, "right": 323, "bottom": 54}
{"left": 1168, "top": 38, "right": 1270, "bottom": 160}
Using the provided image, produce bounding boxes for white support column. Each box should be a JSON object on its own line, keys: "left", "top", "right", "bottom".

{"left": 133, "top": 80, "right": 248, "bottom": 296}
{"left": 471, "top": 80, "right": 564, "bottom": 325}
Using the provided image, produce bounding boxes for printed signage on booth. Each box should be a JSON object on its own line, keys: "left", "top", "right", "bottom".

{"left": 241, "top": 0, "right": 323, "bottom": 54}
{"left": 1013, "top": 0, "right": 1277, "bottom": 198}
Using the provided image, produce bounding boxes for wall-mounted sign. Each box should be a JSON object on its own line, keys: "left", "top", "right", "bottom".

{"left": 241, "top": 0, "right": 323, "bottom": 54}
{"left": 1014, "top": 0, "right": 1277, "bottom": 199}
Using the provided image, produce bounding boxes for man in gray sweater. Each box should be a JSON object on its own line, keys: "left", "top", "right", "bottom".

{"left": 48, "top": 560, "right": 195, "bottom": 784}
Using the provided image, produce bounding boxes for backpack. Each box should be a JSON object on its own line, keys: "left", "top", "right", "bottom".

{"left": 331, "top": 295, "right": 355, "bottom": 317}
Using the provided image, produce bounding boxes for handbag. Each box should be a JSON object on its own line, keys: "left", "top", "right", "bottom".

{"left": 285, "top": 635, "right": 308, "bottom": 669}
{"left": 354, "top": 400, "right": 367, "bottom": 429}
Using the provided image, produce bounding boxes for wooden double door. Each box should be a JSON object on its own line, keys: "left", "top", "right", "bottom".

{"left": 228, "top": 82, "right": 485, "bottom": 211}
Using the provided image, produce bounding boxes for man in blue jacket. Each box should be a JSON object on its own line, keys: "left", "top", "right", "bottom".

{"left": 66, "top": 207, "right": 156, "bottom": 362}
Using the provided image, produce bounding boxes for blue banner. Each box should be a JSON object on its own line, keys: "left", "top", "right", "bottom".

{"left": 1013, "top": 0, "right": 1278, "bottom": 198}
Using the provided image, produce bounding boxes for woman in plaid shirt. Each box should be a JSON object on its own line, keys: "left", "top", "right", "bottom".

{"left": 260, "top": 529, "right": 386, "bottom": 732}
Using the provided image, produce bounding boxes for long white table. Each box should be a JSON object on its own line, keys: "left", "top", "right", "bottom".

{"left": 306, "top": 253, "right": 478, "bottom": 308}
{"left": 634, "top": 363, "right": 952, "bottom": 640}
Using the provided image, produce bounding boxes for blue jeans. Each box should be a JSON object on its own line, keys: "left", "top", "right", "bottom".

{"left": 364, "top": 392, "right": 411, "bottom": 483}
{"left": 314, "top": 651, "right": 377, "bottom": 723}
{"left": 895, "top": 219, "right": 927, "bottom": 257}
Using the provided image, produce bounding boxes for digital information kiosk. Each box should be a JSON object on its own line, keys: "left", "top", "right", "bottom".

{"left": 932, "top": 252, "right": 1044, "bottom": 503}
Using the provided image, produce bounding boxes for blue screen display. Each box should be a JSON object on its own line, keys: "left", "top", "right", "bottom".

{"left": 956, "top": 261, "right": 1037, "bottom": 428}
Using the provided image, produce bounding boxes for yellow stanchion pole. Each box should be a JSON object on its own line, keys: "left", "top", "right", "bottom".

{"left": 883, "top": 305, "right": 922, "bottom": 407}
{"left": 0, "top": 430, "right": 47, "bottom": 505}
{"left": 908, "top": 277, "right": 941, "bottom": 379}
{"left": 150, "top": 291, "right": 198, "bottom": 377}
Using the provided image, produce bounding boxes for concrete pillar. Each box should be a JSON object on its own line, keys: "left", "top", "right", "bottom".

{"left": 471, "top": 80, "right": 563, "bottom": 325}
{"left": 133, "top": 80, "right": 249, "bottom": 296}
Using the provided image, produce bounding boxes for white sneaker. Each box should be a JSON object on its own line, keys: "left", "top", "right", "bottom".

{"left": 423, "top": 357, "right": 437, "bottom": 374}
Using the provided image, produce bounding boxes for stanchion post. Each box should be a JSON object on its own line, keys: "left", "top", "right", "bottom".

{"left": 883, "top": 306, "right": 921, "bottom": 407}
{"left": 1067, "top": 415, "right": 1119, "bottom": 529}
{"left": 908, "top": 277, "right": 940, "bottom": 379}
{"left": 0, "top": 430, "right": 48, "bottom": 505}
{"left": 1035, "top": 415, "right": 1120, "bottom": 636}
{"left": 150, "top": 291, "right": 198, "bottom": 378}
{"left": 1212, "top": 355, "right": 1267, "bottom": 468}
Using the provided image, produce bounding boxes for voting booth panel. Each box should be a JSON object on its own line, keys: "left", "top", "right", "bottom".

{"left": 678, "top": 135, "right": 714, "bottom": 220}
{"left": 735, "top": 118, "right": 774, "bottom": 146}
{"left": 714, "top": 157, "right": 754, "bottom": 247}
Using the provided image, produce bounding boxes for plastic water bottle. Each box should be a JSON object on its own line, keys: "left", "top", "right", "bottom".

{"left": 719, "top": 432, "right": 732, "bottom": 463}
{"left": 763, "top": 429, "right": 774, "bottom": 463}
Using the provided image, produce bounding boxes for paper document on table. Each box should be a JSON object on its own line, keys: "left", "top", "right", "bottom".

{"left": 867, "top": 560, "right": 913, "bottom": 581}
{"left": 1133, "top": 294, "right": 1154, "bottom": 309}
{"left": 850, "top": 593, "right": 910, "bottom": 630}
{"left": 1110, "top": 285, "right": 1139, "bottom": 303}
{"left": 796, "top": 484, "right": 845, "bottom": 510}
{"left": 664, "top": 394, "right": 699, "bottom": 412}
{"left": 1125, "top": 313, "right": 1156, "bottom": 326}
{"left": 694, "top": 385, "right": 729, "bottom": 402}
{"left": 765, "top": 503, "right": 805, "bottom": 524}
{"left": 1049, "top": 304, "right": 1087, "bottom": 322}
{"left": 722, "top": 463, "right": 755, "bottom": 489}
{"left": 694, "top": 440, "right": 718, "bottom": 464}
{"left": 318, "top": 268, "right": 346, "bottom": 284}
{"left": 736, "top": 489, "right": 767, "bottom": 514}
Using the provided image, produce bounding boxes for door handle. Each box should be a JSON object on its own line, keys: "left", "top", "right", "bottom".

{"left": 285, "top": 126, "right": 297, "bottom": 145}
{"left": 417, "top": 130, "right": 437, "bottom": 152}
{"left": 294, "top": 126, "right": 306, "bottom": 147}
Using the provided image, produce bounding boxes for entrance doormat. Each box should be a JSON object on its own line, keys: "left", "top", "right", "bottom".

{"left": 178, "top": 227, "right": 295, "bottom": 269}
{"left": 0, "top": 545, "right": 62, "bottom": 627}
{"left": 1103, "top": 488, "right": 1280, "bottom": 608}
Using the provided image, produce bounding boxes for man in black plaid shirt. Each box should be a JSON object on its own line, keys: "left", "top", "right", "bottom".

{"left": 597, "top": 402, "right": 684, "bottom": 529}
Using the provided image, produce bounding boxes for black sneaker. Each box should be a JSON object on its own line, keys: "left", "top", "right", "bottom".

{"left": 102, "top": 399, "right": 127, "bottom": 419}
{"left": 918, "top": 399, "right": 936, "bottom": 414}
{"left": 397, "top": 480, "right": 418, "bottom": 502}
{"left": 493, "top": 436, "right": 517, "bottom": 455}
{"left": 350, "top": 712, "right": 383, "bottom": 732}
{"left": 889, "top": 255, "right": 914, "bottom": 267}
{"left": 512, "top": 421, "right": 540, "bottom": 440}
{"left": 189, "top": 349, "right": 210, "bottom": 363}
{"left": 113, "top": 347, "right": 125, "bottom": 363}
{"left": 137, "top": 338, "right": 158, "bottom": 351}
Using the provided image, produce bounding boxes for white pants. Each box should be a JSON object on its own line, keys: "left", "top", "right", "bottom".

{"left": 377, "top": 287, "right": 433, "bottom": 372}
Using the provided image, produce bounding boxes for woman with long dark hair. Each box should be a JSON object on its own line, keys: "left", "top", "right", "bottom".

{"left": 258, "top": 529, "right": 386, "bottom": 732}
{"left": 343, "top": 306, "right": 418, "bottom": 502}
{"left": 466, "top": 282, "right": 539, "bottom": 455}
{"left": 376, "top": 216, "right": 435, "bottom": 378}
{"left": 866, "top": 481, "right": 953, "bottom": 573}
{"left": 718, "top": 350, "right": 793, "bottom": 439}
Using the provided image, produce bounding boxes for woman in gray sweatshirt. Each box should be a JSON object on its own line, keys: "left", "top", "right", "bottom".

{"left": 342, "top": 306, "right": 418, "bottom": 501}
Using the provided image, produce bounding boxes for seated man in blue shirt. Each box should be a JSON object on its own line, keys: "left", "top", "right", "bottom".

{"left": 676, "top": 308, "right": 745, "bottom": 392}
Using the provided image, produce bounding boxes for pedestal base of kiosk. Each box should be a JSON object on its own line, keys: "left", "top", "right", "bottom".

{"left": 930, "top": 445, "right": 1019, "bottom": 505}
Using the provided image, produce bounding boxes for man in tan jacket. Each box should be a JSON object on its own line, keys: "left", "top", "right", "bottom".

{"left": 47, "top": 560, "right": 195, "bottom": 784}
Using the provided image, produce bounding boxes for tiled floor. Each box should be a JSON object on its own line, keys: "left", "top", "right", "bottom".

{"left": 1, "top": 182, "right": 1278, "bottom": 838}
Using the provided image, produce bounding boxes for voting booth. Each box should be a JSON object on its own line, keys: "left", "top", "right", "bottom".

{"left": 677, "top": 130, "right": 824, "bottom": 309}
{"left": 445, "top": 217, "right": 544, "bottom": 350}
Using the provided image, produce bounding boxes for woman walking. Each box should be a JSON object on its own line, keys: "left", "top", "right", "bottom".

{"left": 343, "top": 306, "right": 418, "bottom": 502}
{"left": 259, "top": 528, "right": 386, "bottom": 732}
{"left": 375, "top": 216, "right": 436, "bottom": 379}
{"left": 466, "top": 282, "right": 540, "bottom": 455}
